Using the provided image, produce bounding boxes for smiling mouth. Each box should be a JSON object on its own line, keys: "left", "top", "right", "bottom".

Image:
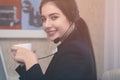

{"left": 46, "top": 30, "right": 56, "bottom": 36}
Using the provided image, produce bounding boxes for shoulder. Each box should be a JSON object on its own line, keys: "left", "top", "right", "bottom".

{"left": 58, "top": 35, "right": 89, "bottom": 55}
{"left": 58, "top": 28, "right": 86, "bottom": 51}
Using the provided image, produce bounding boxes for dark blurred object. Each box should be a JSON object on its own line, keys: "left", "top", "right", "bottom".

{"left": 22, "top": 0, "right": 42, "bottom": 27}
{"left": 22, "top": 0, "right": 32, "bottom": 13}
{"left": 0, "top": 6, "right": 20, "bottom": 27}
{"left": 29, "top": 9, "right": 42, "bottom": 27}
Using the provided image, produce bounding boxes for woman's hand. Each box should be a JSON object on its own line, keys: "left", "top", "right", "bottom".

{"left": 11, "top": 46, "right": 38, "bottom": 70}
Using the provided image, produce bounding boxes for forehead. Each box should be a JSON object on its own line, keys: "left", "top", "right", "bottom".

{"left": 41, "top": 2, "right": 63, "bottom": 16}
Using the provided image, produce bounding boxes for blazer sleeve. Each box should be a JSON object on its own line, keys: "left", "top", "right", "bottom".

{"left": 16, "top": 64, "right": 43, "bottom": 80}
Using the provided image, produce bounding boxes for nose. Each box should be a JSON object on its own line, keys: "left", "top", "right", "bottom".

{"left": 43, "top": 19, "right": 52, "bottom": 29}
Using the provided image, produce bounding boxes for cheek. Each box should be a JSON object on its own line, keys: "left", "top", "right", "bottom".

{"left": 42, "top": 23, "right": 46, "bottom": 29}
{"left": 57, "top": 27, "right": 67, "bottom": 37}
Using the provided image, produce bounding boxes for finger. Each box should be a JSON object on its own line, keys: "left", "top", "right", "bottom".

{"left": 11, "top": 53, "right": 15, "bottom": 59}
{"left": 11, "top": 53, "right": 17, "bottom": 63}
{"left": 32, "top": 50, "right": 36, "bottom": 53}
{"left": 11, "top": 46, "right": 18, "bottom": 52}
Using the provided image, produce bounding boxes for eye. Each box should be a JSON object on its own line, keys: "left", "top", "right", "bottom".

{"left": 41, "top": 17, "right": 46, "bottom": 23}
{"left": 50, "top": 16, "right": 58, "bottom": 21}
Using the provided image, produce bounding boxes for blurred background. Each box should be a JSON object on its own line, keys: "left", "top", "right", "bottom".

{"left": 0, "top": 0, "right": 120, "bottom": 80}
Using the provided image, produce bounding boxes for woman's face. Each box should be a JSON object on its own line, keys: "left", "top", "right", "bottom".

{"left": 41, "top": 2, "right": 71, "bottom": 41}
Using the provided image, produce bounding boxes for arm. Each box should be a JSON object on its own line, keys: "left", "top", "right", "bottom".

{"left": 12, "top": 47, "right": 44, "bottom": 80}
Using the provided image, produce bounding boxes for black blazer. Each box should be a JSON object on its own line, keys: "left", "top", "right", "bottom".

{"left": 16, "top": 28, "right": 97, "bottom": 80}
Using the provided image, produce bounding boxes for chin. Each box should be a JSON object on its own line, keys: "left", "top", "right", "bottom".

{"left": 49, "top": 36, "right": 58, "bottom": 41}
{"left": 48, "top": 37, "right": 55, "bottom": 41}
{"left": 47, "top": 34, "right": 60, "bottom": 41}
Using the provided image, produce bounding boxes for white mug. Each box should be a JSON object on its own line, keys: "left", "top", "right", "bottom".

{"left": 13, "top": 43, "right": 32, "bottom": 50}
{"left": 12, "top": 43, "right": 32, "bottom": 65}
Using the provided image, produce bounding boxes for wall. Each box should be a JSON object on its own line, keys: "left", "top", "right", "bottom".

{"left": 104, "top": 0, "right": 120, "bottom": 71}
{"left": 76, "top": 0, "right": 105, "bottom": 80}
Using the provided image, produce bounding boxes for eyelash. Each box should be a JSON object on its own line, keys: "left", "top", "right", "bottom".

{"left": 41, "top": 17, "right": 46, "bottom": 23}
{"left": 50, "top": 16, "right": 58, "bottom": 20}
{"left": 41, "top": 16, "right": 58, "bottom": 23}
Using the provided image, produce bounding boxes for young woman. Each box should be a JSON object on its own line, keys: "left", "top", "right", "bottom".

{"left": 12, "top": 0, "right": 97, "bottom": 80}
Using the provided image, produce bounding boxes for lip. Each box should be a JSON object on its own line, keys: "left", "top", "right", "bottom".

{"left": 46, "top": 30, "right": 56, "bottom": 36}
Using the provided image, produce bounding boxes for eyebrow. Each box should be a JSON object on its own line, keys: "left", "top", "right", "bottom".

{"left": 49, "top": 13, "right": 59, "bottom": 16}
{"left": 41, "top": 13, "right": 60, "bottom": 18}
